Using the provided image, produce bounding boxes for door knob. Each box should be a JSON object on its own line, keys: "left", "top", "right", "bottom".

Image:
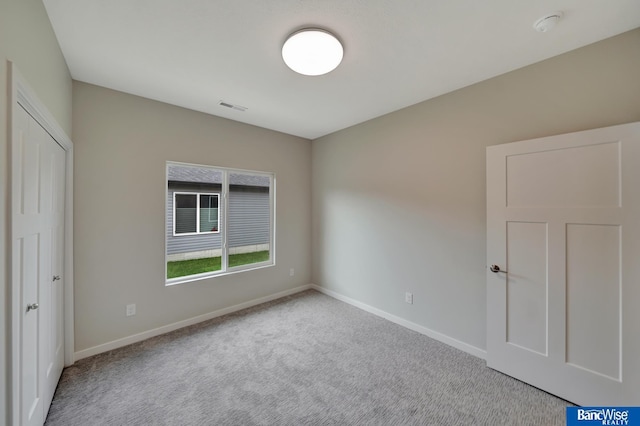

{"left": 26, "top": 303, "right": 39, "bottom": 312}
{"left": 53, "top": 275, "right": 61, "bottom": 281}
{"left": 490, "top": 264, "right": 507, "bottom": 273}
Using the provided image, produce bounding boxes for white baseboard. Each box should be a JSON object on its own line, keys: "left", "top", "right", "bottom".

{"left": 75, "top": 283, "right": 486, "bottom": 362}
{"left": 311, "top": 284, "right": 487, "bottom": 360}
{"left": 74, "top": 284, "right": 313, "bottom": 361}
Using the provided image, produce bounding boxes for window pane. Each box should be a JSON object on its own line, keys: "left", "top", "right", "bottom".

{"left": 199, "top": 194, "right": 219, "bottom": 232}
{"left": 168, "top": 164, "right": 224, "bottom": 280}
{"left": 175, "top": 194, "right": 197, "bottom": 234}
{"left": 228, "top": 172, "right": 271, "bottom": 268}
{"left": 167, "top": 162, "right": 273, "bottom": 283}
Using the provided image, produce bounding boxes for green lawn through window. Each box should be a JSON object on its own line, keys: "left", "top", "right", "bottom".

{"left": 167, "top": 250, "right": 270, "bottom": 279}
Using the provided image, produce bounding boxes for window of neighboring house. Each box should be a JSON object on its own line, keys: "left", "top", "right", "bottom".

{"left": 166, "top": 162, "right": 275, "bottom": 284}
{"left": 173, "top": 192, "right": 219, "bottom": 235}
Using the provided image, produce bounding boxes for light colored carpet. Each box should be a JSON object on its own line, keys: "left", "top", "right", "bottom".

{"left": 45, "top": 290, "right": 569, "bottom": 425}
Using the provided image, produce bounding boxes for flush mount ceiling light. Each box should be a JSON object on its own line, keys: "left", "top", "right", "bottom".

{"left": 533, "top": 11, "right": 563, "bottom": 32}
{"left": 282, "top": 28, "right": 343, "bottom": 76}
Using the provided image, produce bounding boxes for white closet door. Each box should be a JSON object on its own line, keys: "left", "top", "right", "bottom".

{"left": 13, "top": 105, "right": 65, "bottom": 425}
{"left": 43, "top": 121, "right": 66, "bottom": 411}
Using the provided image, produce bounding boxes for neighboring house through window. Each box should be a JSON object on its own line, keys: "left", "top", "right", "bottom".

{"left": 166, "top": 162, "right": 274, "bottom": 284}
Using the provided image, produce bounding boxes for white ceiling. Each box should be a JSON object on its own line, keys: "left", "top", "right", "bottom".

{"left": 43, "top": 0, "right": 640, "bottom": 140}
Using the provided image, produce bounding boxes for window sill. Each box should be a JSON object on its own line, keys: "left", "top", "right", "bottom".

{"left": 165, "top": 261, "right": 275, "bottom": 286}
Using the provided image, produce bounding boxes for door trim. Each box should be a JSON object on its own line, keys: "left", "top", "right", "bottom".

{"left": 8, "top": 61, "right": 75, "bottom": 424}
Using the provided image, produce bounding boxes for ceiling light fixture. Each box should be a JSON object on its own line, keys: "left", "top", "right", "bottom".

{"left": 282, "top": 28, "right": 343, "bottom": 76}
{"left": 533, "top": 12, "right": 563, "bottom": 33}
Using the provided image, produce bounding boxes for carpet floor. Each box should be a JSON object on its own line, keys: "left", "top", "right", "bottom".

{"left": 45, "top": 290, "right": 570, "bottom": 425}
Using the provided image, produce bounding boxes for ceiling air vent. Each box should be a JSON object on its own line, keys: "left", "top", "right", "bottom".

{"left": 218, "top": 101, "right": 247, "bottom": 112}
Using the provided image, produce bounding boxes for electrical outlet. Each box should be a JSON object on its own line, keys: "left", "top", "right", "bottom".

{"left": 405, "top": 292, "right": 413, "bottom": 304}
{"left": 126, "top": 303, "right": 136, "bottom": 316}
{"left": 289, "top": 268, "right": 295, "bottom": 276}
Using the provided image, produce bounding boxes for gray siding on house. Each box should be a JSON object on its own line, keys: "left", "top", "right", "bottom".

{"left": 166, "top": 182, "right": 270, "bottom": 256}
{"left": 228, "top": 187, "right": 270, "bottom": 248}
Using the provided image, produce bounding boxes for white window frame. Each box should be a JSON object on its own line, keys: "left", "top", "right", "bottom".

{"left": 172, "top": 192, "right": 220, "bottom": 236}
{"left": 166, "top": 161, "right": 275, "bottom": 285}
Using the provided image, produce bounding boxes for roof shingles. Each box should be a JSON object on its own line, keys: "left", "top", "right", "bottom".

{"left": 168, "top": 165, "right": 270, "bottom": 187}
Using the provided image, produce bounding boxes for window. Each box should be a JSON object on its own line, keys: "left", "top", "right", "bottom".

{"left": 173, "top": 193, "right": 219, "bottom": 235}
{"left": 166, "top": 162, "right": 274, "bottom": 284}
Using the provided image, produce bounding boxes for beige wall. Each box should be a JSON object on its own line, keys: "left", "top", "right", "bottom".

{"left": 72, "top": 82, "right": 311, "bottom": 352}
{"left": 0, "top": 0, "right": 72, "bottom": 423}
{"left": 312, "top": 29, "right": 640, "bottom": 352}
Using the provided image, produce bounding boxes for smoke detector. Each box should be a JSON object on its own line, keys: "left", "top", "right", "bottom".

{"left": 533, "top": 12, "right": 563, "bottom": 33}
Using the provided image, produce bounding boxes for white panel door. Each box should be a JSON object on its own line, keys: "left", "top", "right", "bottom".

{"left": 486, "top": 122, "right": 640, "bottom": 406}
{"left": 43, "top": 121, "right": 66, "bottom": 411}
{"left": 12, "top": 105, "right": 65, "bottom": 425}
